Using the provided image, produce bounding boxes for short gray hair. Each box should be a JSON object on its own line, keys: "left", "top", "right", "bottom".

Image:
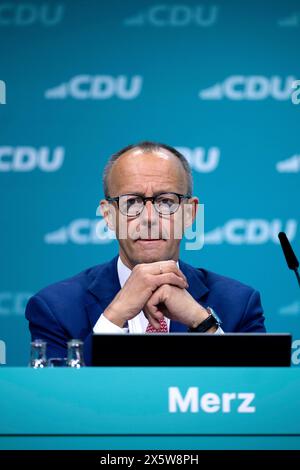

{"left": 103, "top": 140, "right": 193, "bottom": 198}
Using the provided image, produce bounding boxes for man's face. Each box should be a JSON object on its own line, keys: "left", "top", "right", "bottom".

{"left": 101, "top": 148, "right": 198, "bottom": 269}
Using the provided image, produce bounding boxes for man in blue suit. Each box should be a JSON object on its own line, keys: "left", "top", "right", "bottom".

{"left": 26, "top": 141, "right": 266, "bottom": 365}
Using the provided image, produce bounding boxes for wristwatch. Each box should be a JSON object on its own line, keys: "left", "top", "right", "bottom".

{"left": 188, "top": 307, "right": 221, "bottom": 333}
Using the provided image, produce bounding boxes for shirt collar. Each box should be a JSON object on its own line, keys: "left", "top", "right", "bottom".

{"left": 117, "top": 256, "right": 133, "bottom": 288}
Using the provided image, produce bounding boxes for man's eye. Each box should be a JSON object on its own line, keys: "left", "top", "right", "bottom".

{"left": 127, "top": 198, "right": 140, "bottom": 206}
{"left": 158, "top": 198, "right": 174, "bottom": 205}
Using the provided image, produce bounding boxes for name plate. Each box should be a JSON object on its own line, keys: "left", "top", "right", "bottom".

{"left": 0, "top": 368, "right": 300, "bottom": 450}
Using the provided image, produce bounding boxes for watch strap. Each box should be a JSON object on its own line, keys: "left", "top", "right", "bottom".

{"left": 188, "top": 309, "right": 219, "bottom": 333}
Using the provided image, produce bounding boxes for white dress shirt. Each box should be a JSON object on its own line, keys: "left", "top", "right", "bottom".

{"left": 93, "top": 256, "right": 223, "bottom": 334}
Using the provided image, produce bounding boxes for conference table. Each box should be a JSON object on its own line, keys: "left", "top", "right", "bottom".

{"left": 0, "top": 367, "right": 300, "bottom": 450}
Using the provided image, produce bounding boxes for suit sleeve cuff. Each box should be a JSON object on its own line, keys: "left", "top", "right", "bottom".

{"left": 93, "top": 313, "right": 129, "bottom": 334}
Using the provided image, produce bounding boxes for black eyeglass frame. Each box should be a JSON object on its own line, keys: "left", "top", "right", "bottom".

{"left": 106, "top": 192, "right": 192, "bottom": 216}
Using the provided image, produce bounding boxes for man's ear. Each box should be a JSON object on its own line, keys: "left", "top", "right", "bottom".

{"left": 183, "top": 197, "right": 199, "bottom": 229}
{"left": 99, "top": 199, "right": 116, "bottom": 231}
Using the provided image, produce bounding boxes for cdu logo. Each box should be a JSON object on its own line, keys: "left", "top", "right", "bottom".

{"left": 199, "top": 76, "right": 297, "bottom": 101}
{"left": 44, "top": 218, "right": 115, "bottom": 245}
{"left": 45, "top": 75, "right": 143, "bottom": 100}
{"left": 0, "top": 80, "right": 6, "bottom": 104}
{"left": 0, "top": 3, "right": 64, "bottom": 26}
{"left": 279, "top": 301, "right": 300, "bottom": 316}
{"left": 276, "top": 154, "right": 300, "bottom": 173}
{"left": 124, "top": 4, "right": 218, "bottom": 27}
{"left": 205, "top": 219, "right": 298, "bottom": 245}
{"left": 0, "top": 340, "right": 6, "bottom": 365}
{"left": 0, "top": 292, "right": 32, "bottom": 316}
{"left": 0, "top": 146, "right": 64, "bottom": 172}
{"left": 278, "top": 13, "right": 300, "bottom": 28}
{"left": 176, "top": 146, "right": 220, "bottom": 173}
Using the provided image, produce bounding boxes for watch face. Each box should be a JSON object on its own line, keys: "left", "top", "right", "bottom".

{"left": 207, "top": 307, "right": 221, "bottom": 325}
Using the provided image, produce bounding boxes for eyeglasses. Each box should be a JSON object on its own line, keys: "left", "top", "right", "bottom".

{"left": 106, "top": 192, "right": 191, "bottom": 217}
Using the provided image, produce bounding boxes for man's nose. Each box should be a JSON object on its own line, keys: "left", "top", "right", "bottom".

{"left": 140, "top": 200, "right": 158, "bottom": 224}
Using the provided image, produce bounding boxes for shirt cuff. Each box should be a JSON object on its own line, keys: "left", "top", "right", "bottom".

{"left": 215, "top": 326, "right": 224, "bottom": 335}
{"left": 93, "top": 313, "right": 129, "bottom": 334}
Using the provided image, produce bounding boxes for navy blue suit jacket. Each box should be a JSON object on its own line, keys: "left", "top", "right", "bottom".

{"left": 25, "top": 256, "right": 266, "bottom": 365}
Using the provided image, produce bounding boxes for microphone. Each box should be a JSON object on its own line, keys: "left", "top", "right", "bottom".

{"left": 278, "top": 232, "right": 300, "bottom": 288}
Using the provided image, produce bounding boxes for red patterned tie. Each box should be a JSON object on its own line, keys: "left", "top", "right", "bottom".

{"left": 146, "top": 317, "right": 168, "bottom": 333}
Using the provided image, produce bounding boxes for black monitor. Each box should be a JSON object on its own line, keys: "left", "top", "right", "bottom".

{"left": 92, "top": 333, "right": 292, "bottom": 367}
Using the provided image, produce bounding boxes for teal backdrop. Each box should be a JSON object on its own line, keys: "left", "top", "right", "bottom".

{"left": 0, "top": 0, "right": 299, "bottom": 365}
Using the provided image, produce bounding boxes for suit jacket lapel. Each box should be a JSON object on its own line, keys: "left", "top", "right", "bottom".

{"left": 86, "top": 256, "right": 121, "bottom": 328}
